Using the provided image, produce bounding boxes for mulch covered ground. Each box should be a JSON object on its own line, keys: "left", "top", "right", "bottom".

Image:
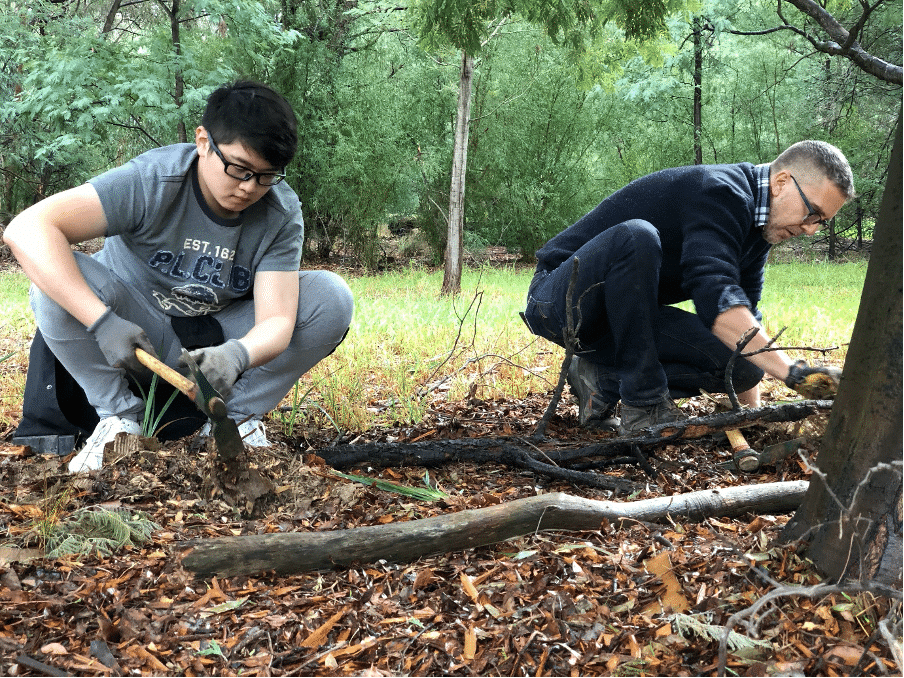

{"left": 0, "top": 384, "right": 899, "bottom": 677}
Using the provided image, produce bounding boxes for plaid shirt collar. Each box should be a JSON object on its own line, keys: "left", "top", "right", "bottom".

{"left": 753, "top": 164, "right": 770, "bottom": 229}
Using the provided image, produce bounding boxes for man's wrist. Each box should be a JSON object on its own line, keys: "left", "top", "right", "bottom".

{"left": 86, "top": 306, "right": 114, "bottom": 333}
{"left": 784, "top": 360, "right": 808, "bottom": 387}
{"left": 226, "top": 339, "right": 251, "bottom": 372}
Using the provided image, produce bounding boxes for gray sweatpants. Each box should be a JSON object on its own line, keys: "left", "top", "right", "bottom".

{"left": 31, "top": 252, "right": 354, "bottom": 422}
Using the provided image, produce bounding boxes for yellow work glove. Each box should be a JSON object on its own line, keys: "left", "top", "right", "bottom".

{"left": 784, "top": 360, "right": 842, "bottom": 399}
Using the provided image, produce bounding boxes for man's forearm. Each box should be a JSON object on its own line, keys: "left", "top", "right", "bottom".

{"left": 6, "top": 225, "right": 108, "bottom": 328}
{"left": 238, "top": 316, "right": 295, "bottom": 367}
{"left": 711, "top": 305, "right": 792, "bottom": 381}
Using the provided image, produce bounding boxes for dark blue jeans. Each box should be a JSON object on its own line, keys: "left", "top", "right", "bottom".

{"left": 524, "top": 220, "right": 763, "bottom": 406}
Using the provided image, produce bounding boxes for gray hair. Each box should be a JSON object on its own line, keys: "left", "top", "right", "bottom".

{"left": 773, "top": 140, "right": 856, "bottom": 200}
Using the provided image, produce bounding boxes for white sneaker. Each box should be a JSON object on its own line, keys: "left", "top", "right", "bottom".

{"left": 68, "top": 416, "right": 142, "bottom": 473}
{"left": 198, "top": 419, "right": 270, "bottom": 448}
{"left": 238, "top": 419, "right": 270, "bottom": 447}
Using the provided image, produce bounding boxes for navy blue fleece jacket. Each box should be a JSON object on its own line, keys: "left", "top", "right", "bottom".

{"left": 534, "top": 162, "right": 773, "bottom": 329}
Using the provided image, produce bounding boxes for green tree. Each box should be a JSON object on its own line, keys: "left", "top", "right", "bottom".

{"left": 462, "top": 26, "right": 626, "bottom": 257}
{"left": 268, "top": 0, "right": 427, "bottom": 266}
{"left": 410, "top": 0, "right": 680, "bottom": 294}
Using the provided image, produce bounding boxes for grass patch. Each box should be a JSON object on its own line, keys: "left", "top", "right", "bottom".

{"left": 0, "top": 261, "right": 868, "bottom": 436}
{"left": 760, "top": 261, "right": 867, "bottom": 354}
{"left": 0, "top": 270, "right": 34, "bottom": 431}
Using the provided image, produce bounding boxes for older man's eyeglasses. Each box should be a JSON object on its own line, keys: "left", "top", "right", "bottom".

{"left": 207, "top": 133, "right": 285, "bottom": 186}
{"left": 789, "top": 175, "right": 829, "bottom": 228}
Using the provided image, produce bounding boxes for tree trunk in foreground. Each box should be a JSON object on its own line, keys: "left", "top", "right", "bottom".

{"left": 782, "top": 116, "right": 902, "bottom": 587}
{"left": 441, "top": 51, "right": 474, "bottom": 296}
{"left": 182, "top": 482, "right": 808, "bottom": 577}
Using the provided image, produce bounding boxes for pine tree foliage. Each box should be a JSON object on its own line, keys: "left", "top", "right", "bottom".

{"left": 669, "top": 612, "right": 773, "bottom": 652}
{"left": 44, "top": 507, "right": 160, "bottom": 559}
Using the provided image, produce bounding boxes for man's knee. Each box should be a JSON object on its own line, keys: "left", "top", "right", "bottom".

{"left": 613, "top": 219, "right": 661, "bottom": 255}
{"left": 297, "top": 270, "right": 354, "bottom": 338}
{"left": 732, "top": 360, "right": 765, "bottom": 393}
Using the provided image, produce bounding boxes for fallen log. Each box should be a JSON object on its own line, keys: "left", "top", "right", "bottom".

{"left": 181, "top": 480, "right": 808, "bottom": 578}
{"left": 318, "top": 400, "right": 833, "bottom": 470}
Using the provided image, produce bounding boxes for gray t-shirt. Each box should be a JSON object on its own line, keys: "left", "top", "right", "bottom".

{"left": 90, "top": 144, "right": 303, "bottom": 317}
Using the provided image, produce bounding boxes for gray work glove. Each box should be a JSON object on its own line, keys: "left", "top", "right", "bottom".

{"left": 183, "top": 339, "right": 250, "bottom": 397}
{"left": 784, "top": 360, "right": 843, "bottom": 399}
{"left": 87, "top": 307, "right": 156, "bottom": 373}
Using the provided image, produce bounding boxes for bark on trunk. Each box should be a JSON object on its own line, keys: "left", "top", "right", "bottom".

{"left": 102, "top": 0, "right": 123, "bottom": 34}
{"left": 782, "top": 116, "right": 902, "bottom": 588}
{"left": 167, "top": 0, "right": 187, "bottom": 144}
{"left": 441, "top": 51, "right": 474, "bottom": 296}
{"left": 692, "top": 17, "right": 703, "bottom": 165}
{"left": 182, "top": 482, "right": 809, "bottom": 577}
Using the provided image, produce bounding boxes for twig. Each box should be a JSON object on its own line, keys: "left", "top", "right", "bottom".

{"left": 716, "top": 455, "right": 904, "bottom": 676}
{"left": 533, "top": 257, "right": 580, "bottom": 439}
{"left": 716, "top": 580, "right": 903, "bottom": 676}
{"left": 878, "top": 611, "right": 904, "bottom": 673}
{"left": 512, "top": 448, "right": 639, "bottom": 492}
{"left": 724, "top": 327, "right": 763, "bottom": 410}
{"left": 15, "top": 655, "right": 69, "bottom": 677}
{"left": 629, "top": 444, "right": 657, "bottom": 479}
{"left": 416, "top": 289, "right": 483, "bottom": 397}
{"left": 724, "top": 324, "right": 841, "bottom": 409}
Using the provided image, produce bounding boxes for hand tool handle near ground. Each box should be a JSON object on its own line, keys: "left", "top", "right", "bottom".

{"left": 135, "top": 348, "right": 198, "bottom": 401}
{"left": 726, "top": 428, "right": 760, "bottom": 471}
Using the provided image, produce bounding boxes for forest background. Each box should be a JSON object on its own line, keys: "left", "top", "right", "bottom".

{"left": 0, "top": 3, "right": 901, "bottom": 675}
{"left": 0, "top": 0, "right": 900, "bottom": 271}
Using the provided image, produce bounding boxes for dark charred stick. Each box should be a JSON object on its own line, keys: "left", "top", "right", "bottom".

{"left": 724, "top": 327, "right": 760, "bottom": 410}
{"left": 533, "top": 256, "right": 581, "bottom": 439}
{"left": 511, "top": 449, "right": 640, "bottom": 492}
{"left": 15, "top": 655, "right": 69, "bottom": 677}
{"left": 316, "top": 400, "right": 832, "bottom": 489}
{"left": 630, "top": 444, "right": 658, "bottom": 478}
{"left": 553, "top": 400, "right": 834, "bottom": 463}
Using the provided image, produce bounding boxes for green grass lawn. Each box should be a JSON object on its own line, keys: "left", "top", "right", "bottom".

{"left": 0, "top": 260, "right": 868, "bottom": 434}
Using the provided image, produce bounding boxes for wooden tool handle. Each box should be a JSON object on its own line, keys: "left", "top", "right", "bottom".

{"left": 725, "top": 428, "right": 750, "bottom": 453}
{"left": 726, "top": 428, "right": 760, "bottom": 472}
{"left": 135, "top": 348, "right": 198, "bottom": 400}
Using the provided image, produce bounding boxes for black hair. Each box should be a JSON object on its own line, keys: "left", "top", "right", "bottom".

{"left": 201, "top": 81, "right": 298, "bottom": 168}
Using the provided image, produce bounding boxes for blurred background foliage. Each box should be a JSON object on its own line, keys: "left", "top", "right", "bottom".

{"left": 1, "top": 0, "right": 900, "bottom": 266}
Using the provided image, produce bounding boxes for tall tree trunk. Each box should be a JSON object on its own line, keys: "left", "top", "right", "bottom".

{"left": 102, "top": 0, "right": 123, "bottom": 34}
{"left": 828, "top": 220, "right": 837, "bottom": 259}
{"left": 781, "top": 115, "right": 902, "bottom": 588}
{"left": 441, "top": 51, "right": 474, "bottom": 296}
{"left": 168, "top": 0, "right": 187, "bottom": 143}
{"left": 692, "top": 17, "right": 703, "bottom": 165}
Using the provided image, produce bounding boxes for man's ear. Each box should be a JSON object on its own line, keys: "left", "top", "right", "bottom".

{"left": 770, "top": 167, "right": 791, "bottom": 196}
{"left": 194, "top": 126, "right": 208, "bottom": 153}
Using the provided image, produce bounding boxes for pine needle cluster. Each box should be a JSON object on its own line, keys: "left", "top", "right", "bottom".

{"left": 44, "top": 507, "right": 159, "bottom": 558}
{"left": 669, "top": 612, "right": 772, "bottom": 652}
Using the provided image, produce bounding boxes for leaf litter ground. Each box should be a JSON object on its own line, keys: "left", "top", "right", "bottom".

{"left": 0, "top": 386, "right": 898, "bottom": 677}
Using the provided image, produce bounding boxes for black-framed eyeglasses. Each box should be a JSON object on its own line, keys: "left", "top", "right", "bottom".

{"left": 789, "top": 175, "right": 829, "bottom": 228}
{"left": 207, "top": 132, "right": 286, "bottom": 186}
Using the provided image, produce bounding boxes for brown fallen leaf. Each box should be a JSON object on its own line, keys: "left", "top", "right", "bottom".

{"left": 463, "top": 625, "right": 477, "bottom": 660}
{"left": 301, "top": 608, "right": 347, "bottom": 648}
{"left": 39, "top": 642, "right": 68, "bottom": 656}
{"left": 0, "top": 546, "right": 43, "bottom": 567}
{"left": 460, "top": 571, "right": 479, "bottom": 604}
{"left": 641, "top": 551, "right": 690, "bottom": 615}
{"left": 824, "top": 643, "right": 865, "bottom": 666}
